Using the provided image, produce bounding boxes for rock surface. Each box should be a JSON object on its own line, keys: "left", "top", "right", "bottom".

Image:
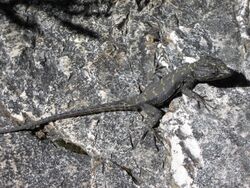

{"left": 0, "top": 0, "right": 250, "bottom": 187}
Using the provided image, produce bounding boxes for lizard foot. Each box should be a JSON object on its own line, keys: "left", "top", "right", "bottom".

{"left": 196, "top": 95, "right": 215, "bottom": 111}
{"left": 134, "top": 126, "right": 164, "bottom": 150}
{"left": 182, "top": 87, "right": 215, "bottom": 111}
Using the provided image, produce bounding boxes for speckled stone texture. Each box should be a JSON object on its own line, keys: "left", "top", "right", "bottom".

{"left": 0, "top": 0, "right": 250, "bottom": 187}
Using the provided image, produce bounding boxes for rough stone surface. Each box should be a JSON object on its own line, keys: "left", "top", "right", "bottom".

{"left": 0, "top": 0, "right": 250, "bottom": 187}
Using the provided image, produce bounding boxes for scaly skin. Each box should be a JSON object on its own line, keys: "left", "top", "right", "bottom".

{"left": 0, "top": 56, "right": 233, "bottom": 134}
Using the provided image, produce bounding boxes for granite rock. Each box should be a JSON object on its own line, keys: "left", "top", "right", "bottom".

{"left": 0, "top": 0, "right": 250, "bottom": 187}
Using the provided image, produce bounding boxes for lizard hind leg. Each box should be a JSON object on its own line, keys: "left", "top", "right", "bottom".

{"left": 135, "top": 103, "right": 164, "bottom": 148}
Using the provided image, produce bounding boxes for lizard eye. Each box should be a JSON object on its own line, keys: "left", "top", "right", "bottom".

{"left": 192, "top": 63, "right": 220, "bottom": 81}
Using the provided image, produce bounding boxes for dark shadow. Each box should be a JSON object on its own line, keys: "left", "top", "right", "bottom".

{"left": 208, "top": 71, "right": 250, "bottom": 88}
{"left": 0, "top": 0, "right": 113, "bottom": 39}
{"left": 135, "top": 0, "right": 150, "bottom": 11}
{"left": 58, "top": 18, "right": 100, "bottom": 38}
{"left": 0, "top": 1, "right": 38, "bottom": 31}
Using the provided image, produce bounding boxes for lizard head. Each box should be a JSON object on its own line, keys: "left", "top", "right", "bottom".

{"left": 190, "top": 56, "right": 233, "bottom": 82}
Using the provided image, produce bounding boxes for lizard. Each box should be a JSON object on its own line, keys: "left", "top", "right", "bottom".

{"left": 0, "top": 55, "right": 233, "bottom": 134}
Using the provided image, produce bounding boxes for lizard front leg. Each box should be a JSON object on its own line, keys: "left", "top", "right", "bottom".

{"left": 181, "top": 86, "right": 214, "bottom": 110}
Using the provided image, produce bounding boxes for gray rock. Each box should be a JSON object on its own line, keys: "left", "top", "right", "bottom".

{"left": 0, "top": 0, "right": 249, "bottom": 187}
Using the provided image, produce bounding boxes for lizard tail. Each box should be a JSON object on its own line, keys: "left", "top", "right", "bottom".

{"left": 0, "top": 102, "right": 139, "bottom": 134}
